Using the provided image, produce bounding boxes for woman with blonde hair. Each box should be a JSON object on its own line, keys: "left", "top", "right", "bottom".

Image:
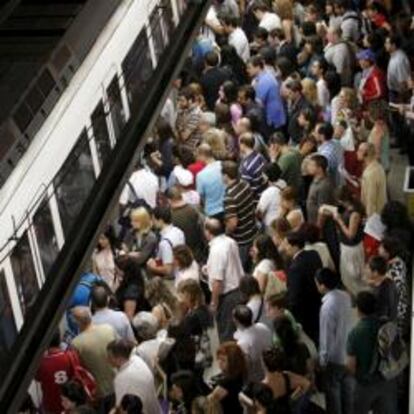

{"left": 202, "top": 128, "right": 229, "bottom": 160}
{"left": 331, "top": 86, "right": 358, "bottom": 125}
{"left": 123, "top": 207, "right": 157, "bottom": 269}
{"left": 301, "top": 78, "right": 319, "bottom": 109}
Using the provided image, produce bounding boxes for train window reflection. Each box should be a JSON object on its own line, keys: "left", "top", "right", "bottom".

{"left": 122, "top": 30, "right": 153, "bottom": 115}
{"left": 161, "top": 0, "right": 175, "bottom": 38}
{"left": 91, "top": 102, "right": 111, "bottom": 168}
{"left": 10, "top": 233, "right": 39, "bottom": 316}
{"left": 33, "top": 199, "right": 59, "bottom": 277}
{"left": 0, "top": 271, "right": 16, "bottom": 373}
{"left": 150, "top": 9, "right": 165, "bottom": 61}
{"left": 106, "top": 77, "right": 126, "bottom": 141}
{"left": 54, "top": 130, "right": 96, "bottom": 236}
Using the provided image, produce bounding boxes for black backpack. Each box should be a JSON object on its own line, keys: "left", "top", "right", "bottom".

{"left": 118, "top": 181, "right": 152, "bottom": 230}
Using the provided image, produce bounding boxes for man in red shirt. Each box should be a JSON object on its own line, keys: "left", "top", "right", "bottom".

{"left": 35, "top": 331, "right": 76, "bottom": 414}
{"left": 357, "top": 49, "right": 387, "bottom": 106}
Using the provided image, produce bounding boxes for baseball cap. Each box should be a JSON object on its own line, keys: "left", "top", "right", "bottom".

{"left": 356, "top": 49, "right": 376, "bottom": 62}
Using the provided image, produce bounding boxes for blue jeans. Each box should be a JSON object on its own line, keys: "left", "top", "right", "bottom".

{"left": 322, "top": 363, "right": 355, "bottom": 414}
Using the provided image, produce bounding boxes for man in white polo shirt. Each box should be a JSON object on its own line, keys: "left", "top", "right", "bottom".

{"left": 107, "top": 339, "right": 160, "bottom": 414}
{"left": 205, "top": 218, "right": 243, "bottom": 342}
{"left": 147, "top": 206, "right": 185, "bottom": 278}
{"left": 221, "top": 15, "right": 250, "bottom": 63}
{"left": 252, "top": 2, "right": 282, "bottom": 32}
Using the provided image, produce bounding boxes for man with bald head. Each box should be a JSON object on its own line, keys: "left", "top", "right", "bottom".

{"left": 357, "top": 142, "right": 387, "bottom": 217}
{"left": 71, "top": 306, "right": 117, "bottom": 411}
{"left": 204, "top": 218, "right": 243, "bottom": 342}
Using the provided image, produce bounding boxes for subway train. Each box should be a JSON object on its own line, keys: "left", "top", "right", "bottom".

{"left": 0, "top": 0, "right": 187, "bottom": 353}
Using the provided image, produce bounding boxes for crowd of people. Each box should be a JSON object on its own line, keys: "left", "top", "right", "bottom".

{"left": 30, "top": 0, "right": 414, "bottom": 413}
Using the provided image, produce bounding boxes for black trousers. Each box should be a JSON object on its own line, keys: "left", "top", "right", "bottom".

{"left": 216, "top": 289, "right": 241, "bottom": 343}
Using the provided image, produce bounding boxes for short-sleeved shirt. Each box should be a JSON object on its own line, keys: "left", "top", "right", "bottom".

{"left": 224, "top": 180, "right": 257, "bottom": 245}
{"left": 239, "top": 151, "right": 266, "bottom": 201}
{"left": 306, "top": 176, "right": 335, "bottom": 223}
{"left": 347, "top": 316, "right": 381, "bottom": 384}
{"left": 234, "top": 323, "right": 272, "bottom": 382}
{"left": 207, "top": 234, "right": 243, "bottom": 293}
{"left": 228, "top": 27, "right": 250, "bottom": 62}
{"left": 196, "top": 161, "right": 225, "bottom": 216}
{"left": 119, "top": 168, "right": 159, "bottom": 208}
{"left": 92, "top": 308, "right": 135, "bottom": 342}
{"left": 387, "top": 49, "right": 411, "bottom": 93}
{"left": 115, "top": 355, "right": 161, "bottom": 414}
{"left": 157, "top": 225, "right": 185, "bottom": 265}
{"left": 277, "top": 149, "right": 302, "bottom": 189}
{"left": 72, "top": 324, "right": 117, "bottom": 397}
{"left": 35, "top": 349, "right": 76, "bottom": 413}
{"left": 259, "top": 12, "right": 282, "bottom": 31}
{"left": 257, "top": 182, "right": 285, "bottom": 227}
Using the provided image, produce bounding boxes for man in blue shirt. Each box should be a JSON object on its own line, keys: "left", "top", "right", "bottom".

{"left": 316, "top": 122, "right": 344, "bottom": 186}
{"left": 315, "top": 268, "right": 354, "bottom": 414}
{"left": 247, "top": 55, "right": 286, "bottom": 134}
{"left": 196, "top": 143, "right": 225, "bottom": 219}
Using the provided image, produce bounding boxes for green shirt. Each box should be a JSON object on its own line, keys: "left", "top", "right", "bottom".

{"left": 72, "top": 324, "right": 117, "bottom": 397}
{"left": 347, "top": 316, "right": 380, "bottom": 384}
{"left": 277, "top": 149, "right": 302, "bottom": 189}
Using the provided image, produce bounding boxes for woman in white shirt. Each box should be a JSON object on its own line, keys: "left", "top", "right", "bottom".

{"left": 251, "top": 234, "right": 284, "bottom": 295}
{"left": 257, "top": 162, "right": 287, "bottom": 233}
{"left": 173, "top": 245, "right": 200, "bottom": 288}
{"left": 239, "top": 275, "right": 267, "bottom": 324}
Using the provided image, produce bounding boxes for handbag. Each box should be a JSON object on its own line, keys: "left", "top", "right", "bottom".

{"left": 66, "top": 350, "right": 97, "bottom": 402}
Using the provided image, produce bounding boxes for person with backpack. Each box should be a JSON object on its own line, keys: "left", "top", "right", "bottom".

{"left": 118, "top": 160, "right": 159, "bottom": 238}
{"left": 324, "top": 26, "right": 356, "bottom": 87}
{"left": 146, "top": 206, "right": 185, "bottom": 278}
{"left": 365, "top": 255, "right": 398, "bottom": 322}
{"left": 346, "top": 291, "right": 398, "bottom": 414}
{"left": 35, "top": 331, "right": 79, "bottom": 414}
{"left": 66, "top": 272, "right": 109, "bottom": 339}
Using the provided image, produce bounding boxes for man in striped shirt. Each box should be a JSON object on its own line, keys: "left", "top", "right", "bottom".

{"left": 223, "top": 160, "right": 257, "bottom": 270}
{"left": 176, "top": 86, "right": 202, "bottom": 152}
{"left": 239, "top": 132, "right": 266, "bottom": 202}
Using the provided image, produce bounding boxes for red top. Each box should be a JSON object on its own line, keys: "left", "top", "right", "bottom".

{"left": 360, "top": 66, "right": 387, "bottom": 105}
{"left": 371, "top": 13, "right": 389, "bottom": 30}
{"left": 187, "top": 161, "right": 206, "bottom": 183}
{"left": 35, "top": 348, "right": 77, "bottom": 413}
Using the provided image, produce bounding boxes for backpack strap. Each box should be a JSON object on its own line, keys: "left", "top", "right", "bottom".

{"left": 127, "top": 180, "right": 140, "bottom": 202}
{"left": 254, "top": 298, "right": 264, "bottom": 323}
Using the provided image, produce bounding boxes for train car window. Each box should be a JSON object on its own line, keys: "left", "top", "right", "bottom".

{"left": 10, "top": 233, "right": 39, "bottom": 316}
{"left": 91, "top": 101, "right": 112, "bottom": 168}
{"left": 106, "top": 77, "right": 126, "bottom": 141}
{"left": 161, "top": 0, "right": 175, "bottom": 38}
{"left": 150, "top": 8, "right": 165, "bottom": 61}
{"left": 121, "top": 29, "right": 153, "bottom": 115}
{"left": 0, "top": 271, "right": 17, "bottom": 374}
{"left": 176, "top": 0, "right": 187, "bottom": 16}
{"left": 53, "top": 130, "right": 96, "bottom": 237}
{"left": 32, "top": 199, "right": 59, "bottom": 278}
